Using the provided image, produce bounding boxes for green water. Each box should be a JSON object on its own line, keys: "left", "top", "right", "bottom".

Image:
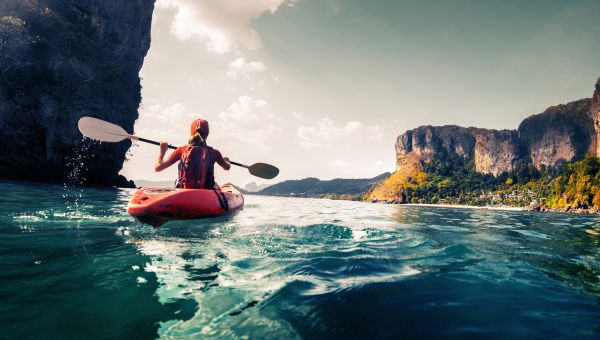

{"left": 1, "top": 180, "right": 599, "bottom": 338}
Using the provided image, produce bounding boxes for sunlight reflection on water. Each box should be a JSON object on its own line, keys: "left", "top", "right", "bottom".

{"left": 1, "top": 183, "right": 599, "bottom": 338}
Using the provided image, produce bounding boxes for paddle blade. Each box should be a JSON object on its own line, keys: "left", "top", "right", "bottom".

{"left": 78, "top": 116, "right": 131, "bottom": 143}
{"left": 248, "top": 163, "right": 279, "bottom": 179}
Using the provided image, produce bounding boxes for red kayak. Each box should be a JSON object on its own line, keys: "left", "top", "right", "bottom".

{"left": 127, "top": 184, "right": 244, "bottom": 227}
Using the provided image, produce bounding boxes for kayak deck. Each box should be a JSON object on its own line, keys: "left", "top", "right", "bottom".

{"left": 127, "top": 184, "right": 244, "bottom": 227}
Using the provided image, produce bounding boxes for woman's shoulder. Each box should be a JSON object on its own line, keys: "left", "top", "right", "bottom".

{"left": 210, "top": 148, "right": 225, "bottom": 160}
{"left": 173, "top": 145, "right": 189, "bottom": 157}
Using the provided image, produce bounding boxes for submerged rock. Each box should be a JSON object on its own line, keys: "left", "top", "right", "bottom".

{"left": 0, "top": 0, "right": 155, "bottom": 187}
{"left": 528, "top": 201, "right": 541, "bottom": 212}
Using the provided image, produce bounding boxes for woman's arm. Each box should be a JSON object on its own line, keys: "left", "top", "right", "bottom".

{"left": 155, "top": 141, "right": 178, "bottom": 172}
{"left": 214, "top": 150, "right": 231, "bottom": 170}
{"left": 221, "top": 157, "right": 231, "bottom": 170}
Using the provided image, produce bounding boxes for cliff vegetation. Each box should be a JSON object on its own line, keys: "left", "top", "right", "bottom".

{"left": 366, "top": 153, "right": 600, "bottom": 212}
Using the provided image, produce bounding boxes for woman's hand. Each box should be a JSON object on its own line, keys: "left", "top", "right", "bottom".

{"left": 159, "top": 141, "right": 169, "bottom": 154}
{"left": 221, "top": 157, "right": 231, "bottom": 170}
{"left": 155, "top": 141, "right": 171, "bottom": 172}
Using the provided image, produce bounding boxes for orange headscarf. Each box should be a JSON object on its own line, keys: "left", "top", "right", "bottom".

{"left": 190, "top": 119, "right": 209, "bottom": 138}
{"left": 188, "top": 119, "right": 209, "bottom": 146}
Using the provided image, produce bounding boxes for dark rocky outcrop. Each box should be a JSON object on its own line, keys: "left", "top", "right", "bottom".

{"left": 518, "top": 99, "right": 594, "bottom": 169}
{"left": 395, "top": 79, "right": 598, "bottom": 177}
{"left": 593, "top": 78, "right": 600, "bottom": 156}
{"left": 0, "top": 0, "right": 155, "bottom": 187}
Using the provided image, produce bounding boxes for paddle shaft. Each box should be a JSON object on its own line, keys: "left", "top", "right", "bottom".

{"left": 229, "top": 161, "right": 249, "bottom": 168}
{"left": 137, "top": 137, "right": 177, "bottom": 150}
{"left": 136, "top": 136, "right": 249, "bottom": 168}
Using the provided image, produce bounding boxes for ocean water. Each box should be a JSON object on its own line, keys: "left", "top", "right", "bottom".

{"left": 1, "top": 180, "right": 599, "bottom": 339}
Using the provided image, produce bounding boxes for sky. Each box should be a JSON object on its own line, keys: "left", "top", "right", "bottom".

{"left": 120, "top": 0, "right": 600, "bottom": 187}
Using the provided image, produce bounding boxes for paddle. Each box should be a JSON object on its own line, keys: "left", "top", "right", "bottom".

{"left": 77, "top": 116, "right": 279, "bottom": 179}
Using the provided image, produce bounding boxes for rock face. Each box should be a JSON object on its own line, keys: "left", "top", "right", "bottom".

{"left": 518, "top": 99, "right": 593, "bottom": 169}
{"left": 473, "top": 129, "right": 521, "bottom": 176}
{"left": 0, "top": 0, "right": 155, "bottom": 186}
{"left": 396, "top": 126, "right": 521, "bottom": 176}
{"left": 593, "top": 78, "right": 600, "bottom": 156}
{"left": 396, "top": 126, "right": 475, "bottom": 165}
{"left": 395, "top": 80, "right": 598, "bottom": 176}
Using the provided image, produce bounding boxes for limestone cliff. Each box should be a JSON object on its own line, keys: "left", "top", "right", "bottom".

{"left": 518, "top": 99, "right": 593, "bottom": 169}
{"left": 473, "top": 129, "right": 521, "bottom": 176}
{"left": 394, "top": 89, "right": 595, "bottom": 176}
{"left": 395, "top": 126, "right": 521, "bottom": 176}
{"left": 0, "top": 0, "right": 155, "bottom": 186}
{"left": 396, "top": 126, "right": 475, "bottom": 166}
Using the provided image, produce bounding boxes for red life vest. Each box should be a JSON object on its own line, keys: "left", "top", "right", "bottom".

{"left": 176, "top": 146, "right": 215, "bottom": 189}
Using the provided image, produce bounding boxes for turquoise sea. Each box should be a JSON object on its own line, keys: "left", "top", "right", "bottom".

{"left": 1, "top": 180, "right": 599, "bottom": 339}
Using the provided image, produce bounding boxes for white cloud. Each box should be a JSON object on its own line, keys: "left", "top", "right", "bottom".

{"left": 330, "top": 159, "right": 350, "bottom": 168}
{"left": 135, "top": 97, "right": 280, "bottom": 152}
{"left": 156, "top": 0, "right": 291, "bottom": 54}
{"left": 213, "top": 95, "right": 281, "bottom": 150}
{"left": 226, "top": 57, "right": 266, "bottom": 78}
{"left": 141, "top": 102, "right": 197, "bottom": 123}
{"left": 218, "top": 95, "right": 270, "bottom": 121}
{"left": 134, "top": 103, "right": 202, "bottom": 146}
{"left": 296, "top": 117, "right": 384, "bottom": 149}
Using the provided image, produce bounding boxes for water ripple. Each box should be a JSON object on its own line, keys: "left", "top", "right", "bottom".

{"left": 1, "top": 183, "right": 600, "bottom": 338}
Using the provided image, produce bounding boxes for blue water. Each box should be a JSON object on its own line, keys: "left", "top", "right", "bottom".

{"left": 1, "top": 180, "right": 599, "bottom": 339}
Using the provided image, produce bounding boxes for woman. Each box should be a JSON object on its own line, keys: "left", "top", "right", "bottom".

{"left": 155, "top": 118, "right": 230, "bottom": 189}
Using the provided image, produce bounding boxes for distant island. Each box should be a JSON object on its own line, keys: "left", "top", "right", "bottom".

{"left": 253, "top": 173, "right": 390, "bottom": 200}
{"left": 244, "top": 181, "right": 271, "bottom": 192}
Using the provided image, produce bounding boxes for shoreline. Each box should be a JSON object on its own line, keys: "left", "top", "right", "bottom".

{"left": 403, "top": 203, "right": 525, "bottom": 211}
{"left": 247, "top": 193, "right": 600, "bottom": 214}
{"left": 381, "top": 201, "right": 599, "bottom": 214}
